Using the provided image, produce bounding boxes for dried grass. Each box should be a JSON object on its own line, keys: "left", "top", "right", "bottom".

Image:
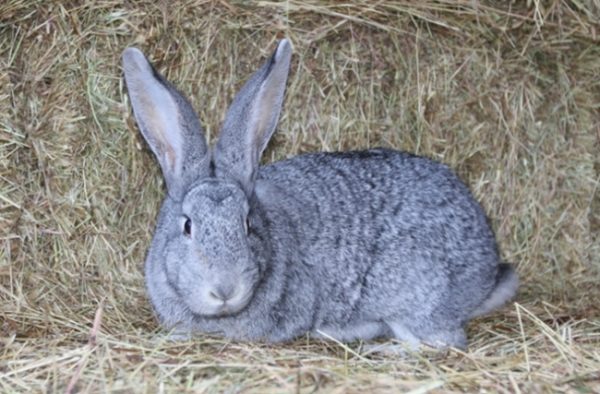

{"left": 1, "top": 0, "right": 599, "bottom": 392}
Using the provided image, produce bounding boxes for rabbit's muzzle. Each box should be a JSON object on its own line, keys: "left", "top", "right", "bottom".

{"left": 204, "top": 279, "right": 254, "bottom": 316}
{"left": 174, "top": 253, "right": 258, "bottom": 317}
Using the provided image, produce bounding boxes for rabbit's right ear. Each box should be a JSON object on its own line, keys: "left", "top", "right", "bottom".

{"left": 122, "top": 48, "right": 209, "bottom": 200}
{"left": 213, "top": 39, "right": 292, "bottom": 195}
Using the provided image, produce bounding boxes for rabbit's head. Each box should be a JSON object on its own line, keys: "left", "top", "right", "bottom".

{"left": 122, "top": 40, "right": 292, "bottom": 317}
{"left": 162, "top": 177, "right": 257, "bottom": 316}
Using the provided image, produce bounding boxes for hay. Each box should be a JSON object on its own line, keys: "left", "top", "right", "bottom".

{"left": 1, "top": 0, "right": 599, "bottom": 392}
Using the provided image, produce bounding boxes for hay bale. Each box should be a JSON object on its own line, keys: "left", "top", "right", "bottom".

{"left": 1, "top": 0, "right": 598, "bottom": 392}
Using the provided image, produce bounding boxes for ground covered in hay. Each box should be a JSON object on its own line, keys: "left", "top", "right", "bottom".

{"left": 1, "top": 1, "right": 599, "bottom": 392}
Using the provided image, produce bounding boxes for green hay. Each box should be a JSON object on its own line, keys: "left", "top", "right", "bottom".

{"left": 1, "top": 1, "right": 599, "bottom": 392}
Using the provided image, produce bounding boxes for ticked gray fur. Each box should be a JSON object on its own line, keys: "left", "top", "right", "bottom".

{"left": 122, "top": 39, "right": 518, "bottom": 350}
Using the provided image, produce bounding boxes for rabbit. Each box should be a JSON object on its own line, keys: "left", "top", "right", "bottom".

{"left": 122, "top": 38, "right": 518, "bottom": 350}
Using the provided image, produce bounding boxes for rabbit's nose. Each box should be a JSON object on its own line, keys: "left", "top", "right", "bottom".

{"left": 209, "top": 283, "right": 235, "bottom": 302}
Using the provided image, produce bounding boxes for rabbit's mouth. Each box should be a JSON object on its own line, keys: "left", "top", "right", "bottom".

{"left": 212, "top": 289, "right": 254, "bottom": 317}
{"left": 183, "top": 284, "right": 255, "bottom": 318}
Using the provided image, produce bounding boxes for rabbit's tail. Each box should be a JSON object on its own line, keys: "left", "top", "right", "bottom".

{"left": 470, "top": 263, "right": 518, "bottom": 318}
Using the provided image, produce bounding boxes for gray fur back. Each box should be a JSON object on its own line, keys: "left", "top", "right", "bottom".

{"left": 253, "top": 148, "right": 499, "bottom": 336}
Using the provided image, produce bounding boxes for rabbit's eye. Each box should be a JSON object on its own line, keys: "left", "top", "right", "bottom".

{"left": 183, "top": 216, "right": 192, "bottom": 237}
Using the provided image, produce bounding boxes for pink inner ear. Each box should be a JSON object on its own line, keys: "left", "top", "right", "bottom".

{"left": 251, "top": 86, "right": 279, "bottom": 149}
{"left": 126, "top": 67, "right": 184, "bottom": 177}
{"left": 247, "top": 50, "right": 291, "bottom": 160}
{"left": 164, "top": 146, "right": 177, "bottom": 170}
{"left": 137, "top": 95, "right": 181, "bottom": 173}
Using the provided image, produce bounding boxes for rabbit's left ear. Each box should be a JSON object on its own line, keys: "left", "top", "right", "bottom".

{"left": 122, "top": 48, "right": 210, "bottom": 200}
{"left": 214, "top": 39, "right": 292, "bottom": 195}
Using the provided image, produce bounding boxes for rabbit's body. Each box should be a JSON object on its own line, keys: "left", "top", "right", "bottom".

{"left": 146, "top": 148, "right": 510, "bottom": 348}
{"left": 123, "top": 39, "right": 517, "bottom": 350}
{"left": 261, "top": 149, "right": 500, "bottom": 341}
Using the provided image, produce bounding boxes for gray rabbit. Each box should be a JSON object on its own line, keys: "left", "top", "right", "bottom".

{"left": 122, "top": 39, "right": 518, "bottom": 350}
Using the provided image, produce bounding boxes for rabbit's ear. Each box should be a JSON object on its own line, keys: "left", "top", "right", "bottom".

{"left": 122, "top": 48, "right": 209, "bottom": 200}
{"left": 214, "top": 39, "right": 292, "bottom": 194}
